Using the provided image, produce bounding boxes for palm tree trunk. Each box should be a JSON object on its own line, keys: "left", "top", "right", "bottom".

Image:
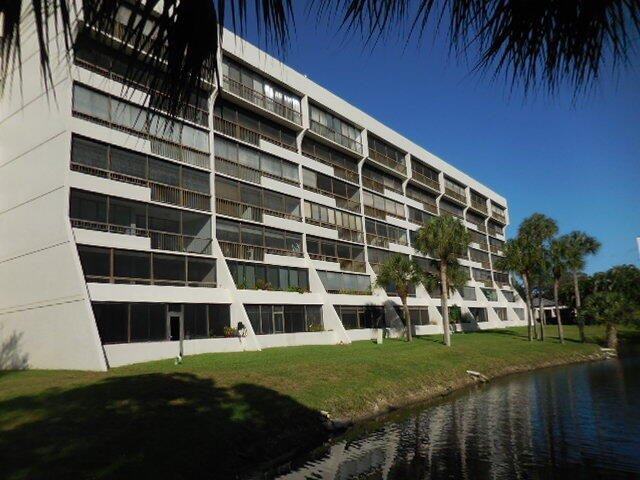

{"left": 537, "top": 290, "right": 545, "bottom": 341}
{"left": 553, "top": 279, "right": 564, "bottom": 344}
{"left": 573, "top": 270, "right": 585, "bottom": 343}
{"left": 606, "top": 323, "right": 618, "bottom": 350}
{"left": 402, "top": 294, "right": 412, "bottom": 342}
{"left": 441, "top": 263, "right": 451, "bottom": 347}
{"left": 522, "top": 274, "right": 534, "bottom": 342}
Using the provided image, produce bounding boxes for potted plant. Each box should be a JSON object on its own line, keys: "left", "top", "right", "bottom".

{"left": 223, "top": 326, "right": 237, "bottom": 338}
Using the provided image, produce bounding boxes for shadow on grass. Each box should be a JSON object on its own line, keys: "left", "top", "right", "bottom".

{"left": 0, "top": 373, "right": 327, "bottom": 479}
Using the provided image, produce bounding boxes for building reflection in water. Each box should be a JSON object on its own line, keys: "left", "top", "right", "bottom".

{"left": 277, "top": 357, "right": 640, "bottom": 479}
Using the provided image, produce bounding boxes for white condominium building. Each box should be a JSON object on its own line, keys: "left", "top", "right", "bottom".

{"left": 0, "top": 3, "right": 527, "bottom": 370}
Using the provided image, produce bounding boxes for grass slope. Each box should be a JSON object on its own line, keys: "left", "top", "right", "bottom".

{"left": 0, "top": 326, "right": 614, "bottom": 479}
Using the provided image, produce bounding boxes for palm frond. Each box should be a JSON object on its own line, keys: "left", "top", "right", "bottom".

{"left": 313, "top": 0, "right": 640, "bottom": 94}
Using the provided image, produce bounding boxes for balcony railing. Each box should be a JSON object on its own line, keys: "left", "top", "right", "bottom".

{"left": 305, "top": 218, "right": 364, "bottom": 243}
{"left": 308, "top": 253, "right": 366, "bottom": 273}
{"left": 491, "top": 210, "right": 507, "bottom": 224}
{"left": 444, "top": 187, "right": 467, "bottom": 204}
{"left": 218, "top": 241, "right": 303, "bottom": 261}
{"left": 215, "top": 198, "right": 301, "bottom": 223}
{"left": 362, "top": 175, "right": 403, "bottom": 195}
{"left": 470, "top": 199, "right": 488, "bottom": 214}
{"left": 303, "top": 185, "right": 360, "bottom": 213}
{"left": 411, "top": 170, "right": 440, "bottom": 191}
{"left": 309, "top": 119, "right": 362, "bottom": 154}
{"left": 223, "top": 76, "right": 302, "bottom": 125}
{"left": 70, "top": 163, "right": 211, "bottom": 212}
{"left": 406, "top": 194, "right": 438, "bottom": 215}
{"left": 468, "top": 221, "right": 487, "bottom": 233}
{"left": 368, "top": 148, "right": 406, "bottom": 175}
{"left": 73, "top": 110, "right": 210, "bottom": 170}
{"left": 214, "top": 116, "right": 297, "bottom": 152}
{"left": 301, "top": 150, "right": 360, "bottom": 185}
{"left": 70, "top": 219, "right": 213, "bottom": 255}
{"left": 214, "top": 156, "right": 298, "bottom": 186}
{"left": 490, "top": 244, "right": 504, "bottom": 255}
{"left": 473, "top": 277, "right": 493, "bottom": 287}
{"left": 470, "top": 256, "right": 491, "bottom": 269}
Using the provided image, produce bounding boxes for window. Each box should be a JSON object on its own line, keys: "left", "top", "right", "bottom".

{"left": 317, "top": 270, "right": 371, "bottom": 294}
{"left": 440, "top": 200, "right": 464, "bottom": 219}
{"left": 463, "top": 286, "right": 477, "bottom": 301}
{"left": 494, "top": 307, "right": 508, "bottom": 321}
{"left": 70, "top": 190, "right": 107, "bottom": 224}
{"left": 246, "top": 305, "right": 323, "bottom": 335}
{"left": 302, "top": 168, "right": 360, "bottom": 212}
{"left": 514, "top": 308, "right": 525, "bottom": 321}
{"left": 307, "top": 236, "right": 365, "bottom": 272}
{"left": 365, "top": 219, "right": 407, "bottom": 248}
{"left": 304, "top": 201, "right": 363, "bottom": 243}
{"left": 92, "top": 302, "right": 230, "bottom": 344}
{"left": 78, "top": 245, "right": 216, "bottom": 287}
{"left": 408, "top": 206, "right": 435, "bottom": 226}
{"left": 368, "top": 135, "right": 405, "bottom": 167}
{"left": 334, "top": 305, "right": 385, "bottom": 329}
{"left": 229, "top": 261, "right": 308, "bottom": 291}
{"left": 408, "top": 307, "right": 430, "bottom": 326}
{"left": 481, "top": 288, "right": 498, "bottom": 301}
{"left": 215, "top": 177, "right": 301, "bottom": 220}
{"left": 301, "top": 138, "right": 359, "bottom": 182}
{"left": 411, "top": 159, "right": 440, "bottom": 189}
{"left": 216, "top": 218, "right": 302, "bottom": 259}
{"left": 444, "top": 177, "right": 466, "bottom": 200}
{"left": 469, "top": 307, "right": 488, "bottom": 322}
{"left": 502, "top": 290, "right": 516, "bottom": 302}
{"left": 363, "top": 191, "right": 405, "bottom": 220}
{"left": 473, "top": 268, "right": 493, "bottom": 284}
{"left": 362, "top": 165, "right": 403, "bottom": 193}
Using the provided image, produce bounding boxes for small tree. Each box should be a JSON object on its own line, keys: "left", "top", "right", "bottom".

{"left": 582, "top": 291, "right": 634, "bottom": 350}
{"left": 415, "top": 216, "right": 471, "bottom": 347}
{"left": 565, "top": 231, "right": 601, "bottom": 342}
{"left": 375, "top": 255, "right": 424, "bottom": 342}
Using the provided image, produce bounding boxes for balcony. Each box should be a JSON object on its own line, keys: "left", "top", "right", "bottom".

{"left": 491, "top": 210, "right": 507, "bottom": 224}
{"left": 216, "top": 198, "right": 302, "bottom": 223}
{"left": 214, "top": 156, "right": 298, "bottom": 186}
{"left": 368, "top": 148, "right": 406, "bottom": 175}
{"left": 214, "top": 116, "right": 297, "bottom": 152}
{"left": 411, "top": 170, "right": 440, "bottom": 192}
{"left": 71, "top": 162, "right": 211, "bottom": 212}
{"left": 71, "top": 219, "right": 213, "bottom": 255}
{"left": 309, "top": 119, "right": 362, "bottom": 155}
{"left": 222, "top": 75, "right": 302, "bottom": 126}
{"left": 306, "top": 217, "right": 364, "bottom": 243}
{"left": 470, "top": 199, "right": 488, "bottom": 214}
{"left": 490, "top": 244, "right": 504, "bottom": 255}
{"left": 468, "top": 221, "right": 487, "bottom": 233}
{"left": 218, "top": 241, "right": 303, "bottom": 261}
{"left": 444, "top": 187, "right": 467, "bottom": 204}
{"left": 308, "top": 253, "right": 366, "bottom": 273}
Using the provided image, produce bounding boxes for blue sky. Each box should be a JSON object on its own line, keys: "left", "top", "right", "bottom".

{"left": 232, "top": 11, "right": 640, "bottom": 274}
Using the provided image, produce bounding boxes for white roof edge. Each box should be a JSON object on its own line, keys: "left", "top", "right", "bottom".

{"left": 221, "top": 29, "right": 507, "bottom": 206}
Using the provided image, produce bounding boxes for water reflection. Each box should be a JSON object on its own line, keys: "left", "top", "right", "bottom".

{"left": 278, "top": 357, "right": 640, "bottom": 479}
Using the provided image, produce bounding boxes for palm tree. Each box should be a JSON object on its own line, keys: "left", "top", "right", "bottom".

{"left": 375, "top": 255, "right": 424, "bottom": 342}
{"left": 414, "top": 215, "right": 471, "bottom": 347}
{"left": 495, "top": 238, "right": 535, "bottom": 341}
{"left": 547, "top": 237, "right": 571, "bottom": 344}
{"left": 3, "top": 1, "right": 639, "bottom": 109}
{"left": 564, "top": 231, "right": 601, "bottom": 342}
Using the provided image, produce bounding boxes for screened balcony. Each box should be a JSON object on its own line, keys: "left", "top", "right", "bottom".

{"left": 70, "top": 190, "right": 213, "bottom": 255}
{"left": 302, "top": 168, "right": 361, "bottom": 213}
{"left": 472, "top": 268, "right": 493, "bottom": 287}
{"left": 470, "top": 191, "right": 488, "bottom": 214}
{"left": 406, "top": 185, "right": 438, "bottom": 215}
{"left": 489, "top": 237, "right": 505, "bottom": 255}
{"left": 411, "top": 159, "right": 441, "bottom": 192}
{"left": 246, "top": 305, "right": 324, "bottom": 335}
{"left": 318, "top": 270, "right": 372, "bottom": 295}
{"left": 214, "top": 137, "right": 299, "bottom": 186}
{"left": 216, "top": 218, "right": 303, "bottom": 261}
{"left": 470, "top": 230, "right": 489, "bottom": 251}
{"left": 469, "top": 248, "right": 491, "bottom": 269}
{"left": 222, "top": 57, "right": 302, "bottom": 125}
{"left": 74, "top": 35, "right": 209, "bottom": 127}
{"left": 228, "top": 261, "right": 309, "bottom": 292}
{"left": 301, "top": 138, "right": 360, "bottom": 184}
{"left": 443, "top": 177, "right": 467, "bottom": 204}
{"left": 440, "top": 200, "right": 465, "bottom": 221}
{"left": 491, "top": 203, "right": 507, "bottom": 224}
{"left": 214, "top": 101, "right": 297, "bottom": 152}
{"left": 365, "top": 218, "right": 408, "bottom": 249}
{"left": 78, "top": 245, "right": 216, "bottom": 287}
{"left": 304, "top": 201, "right": 364, "bottom": 243}
{"left": 215, "top": 177, "right": 301, "bottom": 222}
{"left": 367, "top": 247, "right": 406, "bottom": 275}
{"left": 306, "top": 236, "right": 366, "bottom": 273}
{"left": 467, "top": 211, "right": 487, "bottom": 233}
{"left": 363, "top": 190, "right": 405, "bottom": 221}
{"left": 72, "top": 84, "right": 210, "bottom": 169}
{"left": 494, "top": 271, "right": 510, "bottom": 287}
{"left": 309, "top": 105, "right": 363, "bottom": 154}
{"left": 361, "top": 165, "right": 403, "bottom": 195}
{"left": 71, "top": 136, "right": 211, "bottom": 212}
{"left": 408, "top": 206, "right": 436, "bottom": 226}
{"left": 367, "top": 135, "right": 406, "bottom": 175}
{"left": 488, "top": 221, "right": 504, "bottom": 237}
{"left": 501, "top": 288, "right": 516, "bottom": 302}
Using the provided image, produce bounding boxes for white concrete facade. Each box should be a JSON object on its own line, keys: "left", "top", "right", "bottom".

{"left": 0, "top": 5, "right": 527, "bottom": 371}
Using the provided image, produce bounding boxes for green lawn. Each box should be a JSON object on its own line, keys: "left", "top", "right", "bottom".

{"left": 0, "top": 325, "right": 619, "bottom": 479}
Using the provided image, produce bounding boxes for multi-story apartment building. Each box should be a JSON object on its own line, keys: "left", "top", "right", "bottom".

{"left": 0, "top": 4, "right": 526, "bottom": 370}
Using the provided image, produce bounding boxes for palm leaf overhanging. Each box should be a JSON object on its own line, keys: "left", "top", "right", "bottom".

{"left": 2, "top": 0, "right": 639, "bottom": 110}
